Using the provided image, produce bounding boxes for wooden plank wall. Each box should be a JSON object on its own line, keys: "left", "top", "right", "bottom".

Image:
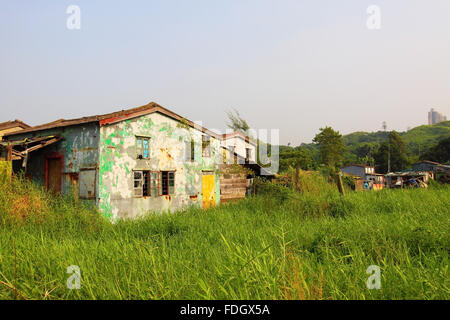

{"left": 220, "top": 166, "right": 247, "bottom": 203}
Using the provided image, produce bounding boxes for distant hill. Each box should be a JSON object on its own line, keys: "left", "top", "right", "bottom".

{"left": 401, "top": 121, "right": 450, "bottom": 154}
{"left": 281, "top": 121, "right": 450, "bottom": 157}
{"left": 342, "top": 121, "right": 450, "bottom": 155}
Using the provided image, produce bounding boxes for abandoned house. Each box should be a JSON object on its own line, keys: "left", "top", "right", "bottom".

{"left": 411, "top": 160, "right": 448, "bottom": 178}
{"left": 1, "top": 102, "right": 266, "bottom": 219}
{"left": 340, "top": 164, "right": 385, "bottom": 190}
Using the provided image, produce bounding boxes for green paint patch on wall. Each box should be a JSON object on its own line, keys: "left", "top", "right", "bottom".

{"left": 140, "top": 118, "right": 154, "bottom": 130}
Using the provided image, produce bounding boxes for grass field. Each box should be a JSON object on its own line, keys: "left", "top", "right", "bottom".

{"left": 0, "top": 177, "right": 449, "bottom": 300}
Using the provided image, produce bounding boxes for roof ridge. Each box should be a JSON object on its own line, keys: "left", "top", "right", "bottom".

{"left": 3, "top": 101, "right": 220, "bottom": 139}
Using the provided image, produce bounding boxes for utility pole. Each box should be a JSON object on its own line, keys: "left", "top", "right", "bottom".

{"left": 388, "top": 135, "right": 391, "bottom": 173}
{"left": 382, "top": 121, "right": 390, "bottom": 173}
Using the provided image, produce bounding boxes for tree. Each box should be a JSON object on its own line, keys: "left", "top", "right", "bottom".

{"left": 279, "top": 148, "right": 315, "bottom": 172}
{"left": 420, "top": 136, "right": 450, "bottom": 163}
{"left": 313, "top": 126, "right": 346, "bottom": 167}
{"left": 355, "top": 142, "right": 379, "bottom": 166}
{"left": 374, "top": 131, "right": 409, "bottom": 173}
{"left": 226, "top": 109, "right": 250, "bottom": 133}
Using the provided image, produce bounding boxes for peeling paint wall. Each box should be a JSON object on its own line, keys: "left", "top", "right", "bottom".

{"left": 5, "top": 124, "right": 100, "bottom": 198}
{"left": 98, "top": 112, "right": 221, "bottom": 219}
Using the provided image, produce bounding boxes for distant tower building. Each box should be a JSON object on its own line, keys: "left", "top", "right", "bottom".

{"left": 428, "top": 108, "right": 447, "bottom": 125}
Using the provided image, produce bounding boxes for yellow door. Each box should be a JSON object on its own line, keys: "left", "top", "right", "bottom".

{"left": 202, "top": 174, "right": 216, "bottom": 209}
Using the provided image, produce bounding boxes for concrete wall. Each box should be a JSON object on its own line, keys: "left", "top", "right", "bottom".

{"left": 98, "top": 112, "right": 221, "bottom": 219}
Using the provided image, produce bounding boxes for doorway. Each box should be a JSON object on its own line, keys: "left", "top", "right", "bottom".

{"left": 202, "top": 173, "right": 216, "bottom": 209}
{"left": 45, "top": 154, "right": 62, "bottom": 193}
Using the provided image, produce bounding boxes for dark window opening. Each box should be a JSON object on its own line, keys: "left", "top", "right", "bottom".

{"left": 246, "top": 148, "right": 251, "bottom": 163}
{"left": 142, "top": 171, "right": 150, "bottom": 196}
{"left": 160, "top": 171, "right": 175, "bottom": 195}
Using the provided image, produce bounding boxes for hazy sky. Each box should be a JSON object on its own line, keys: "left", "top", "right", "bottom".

{"left": 1, "top": 0, "right": 449, "bottom": 145}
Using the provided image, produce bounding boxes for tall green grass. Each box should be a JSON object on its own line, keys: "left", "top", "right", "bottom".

{"left": 0, "top": 177, "right": 449, "bottom": 299}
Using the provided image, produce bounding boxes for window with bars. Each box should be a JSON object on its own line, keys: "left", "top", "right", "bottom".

{"left": 136, "top": 137, "right": 150, "bottom": 159}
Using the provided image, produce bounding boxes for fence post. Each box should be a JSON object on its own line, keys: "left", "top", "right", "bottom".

{"left": 337, "top": 173, "right": 346, "bottom": 196}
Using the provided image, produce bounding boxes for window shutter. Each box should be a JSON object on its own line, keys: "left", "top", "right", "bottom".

{"left": 158, "top": 172, "right": 162, "bottom": 196}
{"left": 150, "top": 172, "right": 158, "bottom": 197}
{"left": 134, "top": 171, "right": 143, "bottom": 197}
{"left": 168, "top": 172, "right": 175, "bottom": 194}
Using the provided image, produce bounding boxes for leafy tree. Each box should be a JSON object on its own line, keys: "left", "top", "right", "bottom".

{"left": 374, "top": 131, "right": 409, "bottom": 173}
{"left": 279, "top": 148, "right": 315, "bottom": 172}
{"left": 313, "top": 126, "right": 346, "bottom": 167}
{"left": 420, "top": 136, "right": 450, "bottom": 163}
{"left": 355, "top": 142, "right": 379, "bottom": 166}
{"left": 226, "top": 109, "right": 250, "bottom": 133}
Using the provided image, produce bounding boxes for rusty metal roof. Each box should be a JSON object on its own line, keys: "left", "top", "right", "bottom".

{"left": 4, "top": 102, "right": 221, "bottom": 139}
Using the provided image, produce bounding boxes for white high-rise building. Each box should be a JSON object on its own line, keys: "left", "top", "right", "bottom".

{"left": 428, "top": 108, "right": 447, "bottom": 125}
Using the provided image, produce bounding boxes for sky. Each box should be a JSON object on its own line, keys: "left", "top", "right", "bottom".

{"left": 1, "top": 0, "right": 449, "bottom": 145}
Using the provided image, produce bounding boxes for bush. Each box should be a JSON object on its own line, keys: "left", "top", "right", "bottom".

{"left": 254, "top": 177, "right": 293, "bottom": 202}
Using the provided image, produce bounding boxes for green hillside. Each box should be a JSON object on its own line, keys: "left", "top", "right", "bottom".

{"left": 401, "top": 121, "right": 450, "bottom": 155}
{"left": 301, "top": 121, "right": 450, "bottom": 154}
{"left": 342, "top": 121, "right": 450, "bottom": 154}
{"left": 278, "top": 121, "right": 450, "bottom": 170}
